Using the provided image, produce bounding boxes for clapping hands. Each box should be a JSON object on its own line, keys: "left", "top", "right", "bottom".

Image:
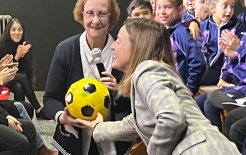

{"left": 0, "top": 54, "right": 18, "bottom": 85}
{"left": 0, "top": 54, "right": 14, "bottom": 71}
{"left": 219, "top": 29, "right": 240, "bottom": 58}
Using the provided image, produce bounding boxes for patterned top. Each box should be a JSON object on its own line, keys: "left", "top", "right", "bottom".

{"left": 94, "top": 60, "right": 240, "bottom": 155}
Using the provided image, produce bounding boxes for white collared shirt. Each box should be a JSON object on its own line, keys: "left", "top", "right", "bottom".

{"left": 80, "top": 32, "right": 114, "bottom": 80}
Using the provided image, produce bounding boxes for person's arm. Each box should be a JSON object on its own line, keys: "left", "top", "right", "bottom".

{"left": 217, "top": 56, "right": 235, "bottom": 87}
{"left": 183, "top": 19, "right": 200, "bottom": 40}
{"left": 93, "top": 114, "right": 138, "bottom": 142}
{"left": 0, "top": 103, "right": 23, "bottom": 132}
{"left": 75, "top": 113, "right": 138, "bottom": 142}
{"left": 218, "top": 33, "right": 246, "bottom": 87}
{"left": 0, "top": 106, "right": 9, "bottom": 125}
{"left": 43, "top": 35, "right": 83, "bottom": 125}
{"left": 177, "top": 28, "right": 206, "bottom": 95}
{"left": 43, "top": 43, "right": 69, "bottom": 121}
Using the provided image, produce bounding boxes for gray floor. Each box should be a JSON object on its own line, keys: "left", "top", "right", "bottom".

{"left": 10, "top": 91, "right": 57, "bottom": 150}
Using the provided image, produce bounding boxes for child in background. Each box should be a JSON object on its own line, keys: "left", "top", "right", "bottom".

{"left": 194, "top": 0, "right": 210, "bottom": 22}
{"left": 196, "top": 0, "right": 246, "bottom": 130}
{"left": 185, "top": 0, "right": 210, "bottom": 40}
{"left": 127, "top": 0, "right": 154, "bottom": 19}
{"left": 155, "top": 0, "right": 206, "bottom": 95}
{"left": 181, "top": 0, "right": 210, "bottom": 40}
{"left": 196, "top": 31, "right": 246, "bottom": 131}
{"left": 182, "top": 0, "right": 195, "bottom": 22}
{"left": 182, "top": 0, "right": 209, "bottom": 22}
{"left": 197, "top": 0, "right": 246, "bottom": 86}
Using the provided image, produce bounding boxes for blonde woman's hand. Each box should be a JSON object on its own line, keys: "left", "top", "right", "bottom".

{"left": 76, "top": 113, "right": 103, "bottom": 129}
{"left": 100, "top": 72, "right": 118, "bottom": 94}
{"left": 15, "top": 41, "right": 32, "bottom": 61}
{"left": 0, "top": 54, "right": 14, "bottom": 71}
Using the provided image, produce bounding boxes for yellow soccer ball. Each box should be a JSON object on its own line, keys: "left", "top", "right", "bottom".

{"left": 65, "top": 78, "right": 111, "bottom": 121}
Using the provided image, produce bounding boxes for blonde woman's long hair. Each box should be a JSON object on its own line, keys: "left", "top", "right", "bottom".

{"left": 119, "top": 18, "right": 176, "bottom": 97}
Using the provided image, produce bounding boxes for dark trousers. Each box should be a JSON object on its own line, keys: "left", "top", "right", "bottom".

{"left": 201, "top": 67, "right": 220, "bottom": 85}
{"left": 0, "top": 100, "right": 34, "bottom": 119}
{"left": 6, "top": 73, "right": 41, "bottom": 111}
{"left": 225, "top": 107, "right": 246, "bottom": 152}
{"left": 196, "top": 88, "right": 244, "bottom": 131}
{"left": 0, "top": 119, "right": 36, "bottom": 155}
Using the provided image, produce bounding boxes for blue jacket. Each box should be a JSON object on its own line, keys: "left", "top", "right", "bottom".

{"left": 220, "top": 34, "right": 246, "bottom": 94}
{"left": 169, "top": 20, "right": 206, "bottom": 94}
{"left": 198, "top": 16, "right": 246, "bottom": 70}
{"left": 237, "top": 11, "right": 246, "bottom": 24}
{"left": 181, "top": 10, "right": 195, "bottom": 22}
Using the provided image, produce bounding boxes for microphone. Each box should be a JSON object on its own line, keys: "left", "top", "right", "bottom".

{"left": 91, "top": 48, "right": 106, "bottom": 78}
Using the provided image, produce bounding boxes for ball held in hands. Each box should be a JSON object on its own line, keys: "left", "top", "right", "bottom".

{"left": 65, "top": 78, "right": 111, "bottom": 121}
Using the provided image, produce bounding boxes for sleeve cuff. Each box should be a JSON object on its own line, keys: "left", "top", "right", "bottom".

{"left": 55, "top": 111, "right": 64, "bottom": 124}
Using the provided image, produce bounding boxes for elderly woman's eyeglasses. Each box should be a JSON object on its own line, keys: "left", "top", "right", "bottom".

{"left": 82, "top": 11, "right": 111, "bottom": 19}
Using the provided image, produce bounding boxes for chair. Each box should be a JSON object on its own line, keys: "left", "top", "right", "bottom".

{"left": 0, "top": 15, "right": 12, "bottom": 36}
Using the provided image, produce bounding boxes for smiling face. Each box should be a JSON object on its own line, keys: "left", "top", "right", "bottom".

{"left": 10, "top": 22, "right": 23, "bottom": 43}
{"left": 210, "top": 0, "right": 235, "bottom": 25}
{"left": 155, "top": 0, "right": 183, "bottom": 27}
{"left": 111, "top": 26, "right": 132, "bottom": 72}
{"left": 83, "top": 0, "right": 110, "bottom": 41}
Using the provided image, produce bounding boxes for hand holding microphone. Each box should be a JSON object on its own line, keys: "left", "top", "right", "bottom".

{"left": 91, "top": 48, "right": 118, "bottom": 93}
{"left": 92, "top": 48, "right": 107, "bottom": 78}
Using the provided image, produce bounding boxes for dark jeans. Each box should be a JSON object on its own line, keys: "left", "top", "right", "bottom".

{"left": 196, "top": 88, "right": 244, "bottom": 131}
{"left": 6, "top": 73, "right": 41, "bottom": 111}
{"left": 225, "top": 107, "right": 246, "bottom": 152}
{"left": 0, "top": 119, "right": 36, "bottom": 155}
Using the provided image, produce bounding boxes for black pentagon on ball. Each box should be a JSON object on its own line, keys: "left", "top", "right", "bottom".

{"left": 66, "top": 92, "right": 73, "bottom": 105}
{"left": 104, "top": 95, "right": 111, "bottom": 109}
{"left": 81, "top": 105, "right": 95, "bottom": 117}
{"left": 84, "top": 83, "right": 96, "bottom": 94}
